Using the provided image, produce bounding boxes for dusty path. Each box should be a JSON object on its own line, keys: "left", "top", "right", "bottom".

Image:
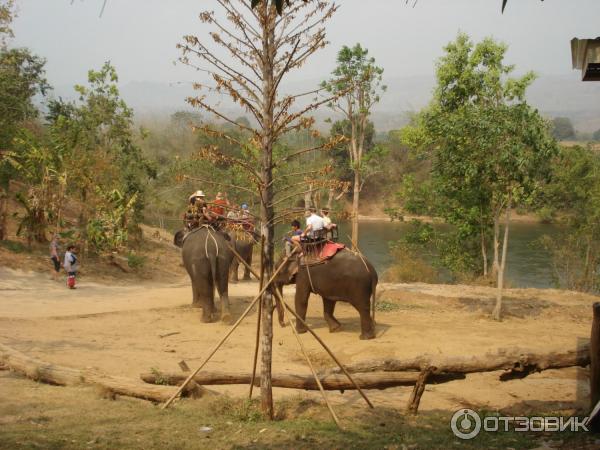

{"left": 0, "top": 267, "right": 598, "bottom": 414}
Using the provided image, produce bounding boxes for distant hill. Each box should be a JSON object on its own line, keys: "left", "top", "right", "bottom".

{"left": 52, "top": 74, "right": 600, "bottom": 133}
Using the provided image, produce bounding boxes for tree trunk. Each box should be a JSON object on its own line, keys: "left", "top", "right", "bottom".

{"left": 0, "top": 189, "right": 7, "bottom": 240}
{"left": 0, "top": 343, "right": 184, "bottom": 402}
{"left": 338, "top": 344, "right": 591, "bottom": 378}
{"left": 492, "top": 193, "right": 511, "bottom": 321}
{"left": 141, "top": 369, "right": 456, "bottom": 390}
{"left": 351, "top": 169, "right": 360, "bottom": 248}
{"left": 492, "top": 209, "right": 500, "bottom": 278}
{"left": 326, "top": 187, "right": 334, "bottom": 210}
{"left": 481, "top": 226, "right": 488, "bottom": 277}
{"left": 259, "top": 2, "right": 276, "bottom": 420}
{"left": 304, "top": 183, "right": 313, "bottom": 209}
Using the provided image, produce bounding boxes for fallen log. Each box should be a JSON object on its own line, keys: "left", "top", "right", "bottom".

{"left": 0, "top": 343, "right": 198, "bottom": 402}
{"left": 334, "top": 345, "right": 591, "bottom": 381}
{"left": 141, "top": 369, "right": 463, "bottom": 390}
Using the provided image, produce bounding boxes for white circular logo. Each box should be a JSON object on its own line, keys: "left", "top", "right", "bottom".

{"left": 451, "top": 409, "right": 482, "bottom": 440}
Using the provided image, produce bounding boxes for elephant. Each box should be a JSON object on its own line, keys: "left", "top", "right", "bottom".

{"left": 229, "top": 232, "right": 258, "bottom": 283}
{"left": 274, "top": 249, "right": 378, "bottom": 340}
{"left": 174, "top": 227, "right": 233, "bottom": 323}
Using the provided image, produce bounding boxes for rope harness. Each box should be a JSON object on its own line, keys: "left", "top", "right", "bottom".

{"left": 204, "top": 225, "right": 219, "bottom": 259}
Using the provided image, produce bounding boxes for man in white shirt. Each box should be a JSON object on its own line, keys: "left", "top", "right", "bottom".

{"left": 291, "top": 208, "right": 325, "bottom": 252}
{"left": 305, "top": 208, "right": 325, "bottom": 238}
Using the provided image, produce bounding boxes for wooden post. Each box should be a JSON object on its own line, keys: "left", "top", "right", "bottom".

{"left": 282, "top": 301, "right": 374, "bottom": 409}
{"left": 249, "top": 236, "right": 265, "bottom": 399}
{"left": 591, "top": 302, "right": 600, "bottom": 410}
{"left": 162, "top": 251, "right": 296, "bottom": 409}
{"left": 227, "top": 243, "right": 373, "bottom": 409}
{"left": 406, "top": 367, "right": 432, "bottom": 415}
{"left": 287, "top": 311, "right": 342, "bottom": 429}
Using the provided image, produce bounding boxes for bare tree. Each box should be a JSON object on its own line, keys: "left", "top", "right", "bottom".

{"left": 178, "top": 0, "right": 343, "bottom": 418}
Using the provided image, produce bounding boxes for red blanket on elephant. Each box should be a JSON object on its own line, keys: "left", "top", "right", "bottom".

{"left": 319, "top": 242, "right": 345, "bottom": 261}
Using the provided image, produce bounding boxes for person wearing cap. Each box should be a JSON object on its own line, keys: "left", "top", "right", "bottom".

{"left": 183, "top": 190, "right": 211, "bottom": 230}
{"left": 240, "top": 203, "right": 254, "bottom": 232}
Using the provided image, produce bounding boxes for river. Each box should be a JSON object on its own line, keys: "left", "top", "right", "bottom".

{"left": 331, "top": 221, "right": 559, "bottom": 289}
{"left": 150, "top": 217, "right": 560, "bottom": 289}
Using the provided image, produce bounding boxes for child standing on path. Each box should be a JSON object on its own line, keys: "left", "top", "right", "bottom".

{"left": 63, "top": 245, "right": 79, "bottom": 289}
{"left": 49, "top": 234, "right": 61, "bottom": 281}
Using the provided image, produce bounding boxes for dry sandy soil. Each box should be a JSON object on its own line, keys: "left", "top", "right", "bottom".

{"left": 1, "top": 259, "right": 597, "bottom": 416}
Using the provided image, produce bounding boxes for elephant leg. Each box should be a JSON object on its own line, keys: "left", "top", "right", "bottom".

{"left": 191, "top": 282, "right": 202, "bottom": 309}
{"left": 354, "top": 300, "right": 375, "bottom": 340}
{"left": 216, "top": 265, "right": 232, "bottom": 323}
{"left": 229, "top": 259, "right": 239, "bottom": 283}
{"left": 322, "top": 298, "right": 341, "bottom": 333}
{"left": 242, "top": 251, "right": 252, "bottom": 281}
{"left": 196, "top": 279, "right": 215, "bottom": 323}
{"left": 294, "top": 284, "right": 310, "bottom": 334}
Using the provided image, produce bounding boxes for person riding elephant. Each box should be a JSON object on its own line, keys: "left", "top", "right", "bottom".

{"left": 274, "top": 249, "right": 378, "bottom": 340}
{"left": 174, "top": 227, "right": 233, "bottom": 323}
{"left": 183, "top": 190, "right": 212, "bottom": 231}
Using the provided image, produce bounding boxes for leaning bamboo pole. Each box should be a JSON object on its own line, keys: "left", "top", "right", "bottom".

{"left": 287, "top": 307, "right": 342, "bottom": 429}
{"left": 162, "top": 251, "right": 296, "bottom": 409}
{"left": 225, "top": 242, "right": 374, "bottom": 409}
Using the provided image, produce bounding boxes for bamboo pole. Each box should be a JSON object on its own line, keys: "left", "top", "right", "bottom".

{"left": 226, "top": 242, "right": 374, "bottom": 409}
{"left": 287, "top": 311, "right": 342, "bottom": 429}
{"left": 249, "top": 236, "right": 265, "bottom": 399}
{"left": 162, "top": 251, "right": 296, "bottom": 409}
{"left": 282, "top": 301, "right": 374, "bottom": 409}
{"left": 225, "top": 239, "right": 284, "bottom": 326}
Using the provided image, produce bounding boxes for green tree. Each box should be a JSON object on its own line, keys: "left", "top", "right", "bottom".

{"left": 551, "top": 117, "right": 576, "bottom": 141}
{"left": 593, "top": 128, "right": 600, "bottom": 142}
{"left": 403, "top": 33, "right": 557, "bottom": 320}
{"left": 329, "top": 119, "right": 375, "bottom": 183}
{"left": 0, "top": 48, "right": 49, "bottom": 153}
{"left": 0, "top": 0, "right": 15, "bottom": 47}
{"left": 48, "top": 62, "right": 154, "bottom": 249}
{"left": 322, "top": 44, "right": 385, "bottom": 247}
{"left": 538, "top": 145, "right": 600, "bottom": 292}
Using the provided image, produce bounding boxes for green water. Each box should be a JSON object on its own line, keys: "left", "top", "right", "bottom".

{"left": 328, "top": 221, "right": 559, "bottom": 289}
{"left": 151, "top": 217, "right": 559, "bottom": 289}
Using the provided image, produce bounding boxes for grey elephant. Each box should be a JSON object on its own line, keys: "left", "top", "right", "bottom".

{"left": 229, "top": 232, "right": 258, "bottom": 282}
{"left": 174, "top": 228, "right": 233, "bottom": 323}
{"left": 274, "top": 249, "right": 378, "bottom": 340}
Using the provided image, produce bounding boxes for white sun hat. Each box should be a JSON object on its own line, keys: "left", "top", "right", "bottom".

{"left": 189, "top": 190, "right": 206, "bottom": 201}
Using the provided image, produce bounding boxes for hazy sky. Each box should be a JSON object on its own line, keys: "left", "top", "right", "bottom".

{"left": 11, "top": 0, "right": 600, "bottom": 88}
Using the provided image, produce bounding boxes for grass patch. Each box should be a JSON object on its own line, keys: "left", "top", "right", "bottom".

{"left": 127, "top": 251, "right": 147, "bottom": 270}
{"left": 375, "top": 300, "right": 400, "bottom": 312}
{"left": 0, "top": 239, "right": 27, "bottom": 253}
{"left": 0, "top": 373, "right": 595, "bottom": 450}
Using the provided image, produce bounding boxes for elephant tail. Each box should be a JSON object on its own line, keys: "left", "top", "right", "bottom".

{"left": 209, "top": 252, "right": 219, "bottom": 295}
{"left": 371, "top": 276, "right": 377, "bottom": 325}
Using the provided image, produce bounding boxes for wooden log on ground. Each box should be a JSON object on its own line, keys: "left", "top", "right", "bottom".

{"left": 141, "top": 369, "right": 463, "bottom": 390}
{"left": 0, "top": 342, "right": 188, "bottom": 402}
{"left": 335, "top": 345, "right": 590, "bottom": 381}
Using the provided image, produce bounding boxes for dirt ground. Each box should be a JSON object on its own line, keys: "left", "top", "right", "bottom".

{"left": 1, "top": 258, "right": 597, "bottom": 417}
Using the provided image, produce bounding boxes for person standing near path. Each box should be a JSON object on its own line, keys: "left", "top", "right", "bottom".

{"left": 63, "top": 245, "right": 79, "bottom": 289}
{"left": 49, "top": 234, "right": 61, "bottom": 281}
